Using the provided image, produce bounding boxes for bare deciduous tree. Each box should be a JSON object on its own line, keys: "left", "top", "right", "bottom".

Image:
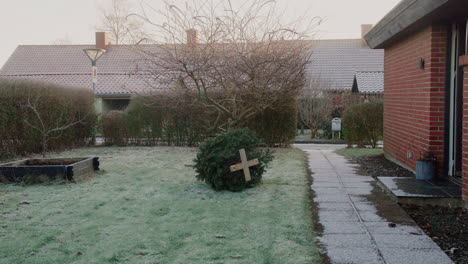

{"left": 131, "top": 0, "right": 321, "bottom": 132}
{"left": 97, "top": 0, "right": 146, "bottom": 44}
{"left": 298, "top": 77, "right": 334, "bottom": 139}
{"left": 22, "top": 96, "right": 90, "bottom": 158}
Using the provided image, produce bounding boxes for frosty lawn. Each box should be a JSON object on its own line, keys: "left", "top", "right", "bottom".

{"left": 0, "top": 147, "right": 320, "bottom": 264}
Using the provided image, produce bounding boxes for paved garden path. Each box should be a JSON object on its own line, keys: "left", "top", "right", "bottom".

{"left": 296, "top": 144, "right": 454, "bottom": 264}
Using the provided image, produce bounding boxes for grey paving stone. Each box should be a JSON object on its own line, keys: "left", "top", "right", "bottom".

{"left": 340, "top": 177, "right": 375, "bottom": 183}
{"left": 373, "top": 234, "right": 439, "bottom": 249}
{"left": 318, "top": 202, "right": 355, "bottom": 211}
{"left": 344, "top": 187, "right": 374, "bottom": 195}
{"left": 364, "top": 222, "right": 421, "bottom": 235}
{"left": 322, "top": 221, "right": 366, "bottom": 234}
{"left": 359, "top": 207, "right": 414, "bottom": 223}
{"left": 319, "top": 210, "right": 359, "bottom": 222}
{"left": 314, "top": 194, "right": 350, "bottom": 203}
{"left": 325, "top": 247, "right": 384, "bottom": 264}
{"left": 379, "top": 248, "right": 454, "bottom": 264}
{"left": 319, "top": 234, "right": 374, "bottom": 248}
{"left": 353, "top": 202, "right": 377, "bottom": 211}
{"left": 312, "top": 172, "right": 340, "bottom": 177}
{"left": 343, "top": 182, "right": 373, "bottom": 188}
{"left": 313, "top": 182, "right": 342, "bottom": 188}
{"left": 312, "top": 187, "right": 345, "bottom": 195}
{"left": 313, "top": 177, "right": 341, "bottom": 183}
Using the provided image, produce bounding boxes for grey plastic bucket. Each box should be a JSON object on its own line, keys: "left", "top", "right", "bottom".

{"left": 416, "top": 160, "right": 435, "bottom": 181}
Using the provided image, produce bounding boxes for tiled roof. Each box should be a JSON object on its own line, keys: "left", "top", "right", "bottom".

{"left": 1, "top": 73, "right": 151, "bottom": 96}
{"left": 0, "top": 39, "right": 384, "bottom": 95}
{"left": 306, "top": 39, "right": 384, "bottom": 92}
{"left": 354, "top": 71, "right": 384, "bottom": 93}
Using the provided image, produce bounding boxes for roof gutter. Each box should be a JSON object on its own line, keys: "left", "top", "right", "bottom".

{"left": 365, "top": 0, "right": 449, "bottom": 49}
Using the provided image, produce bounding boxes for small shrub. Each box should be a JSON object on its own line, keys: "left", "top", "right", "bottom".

{"left": 194, "top": 128, "right": 274, "bottom": 191}
{"left": 342, "top": 102, "right": 383, "bottom": 148}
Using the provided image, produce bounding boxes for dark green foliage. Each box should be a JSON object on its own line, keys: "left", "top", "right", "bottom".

{"left": 319, "top": 119, "right": 332, "bottom": 139}
{"left": 106, "top": 95, "right": 297, "bottom": 146}
{"left": 342, "top": 102, "right": 383, "bottom": 148}
{"left": 0, "top": 79, "right": 96, "bottom": 156}
{"left": 247, "top": 96, "right": 297, "bottom": 146}
{"left": 103, "top": 97, "right": 210, "bottom": 146}
{"left": 102, "top": 111, "right": 129, "bottom": 146}
{"left": 194, "top": 128, "right": 274, "bottom": 191}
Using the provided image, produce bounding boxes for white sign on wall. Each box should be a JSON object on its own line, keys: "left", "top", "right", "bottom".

{"left": 332, "top": 118, "right": 342, "bottom": 132}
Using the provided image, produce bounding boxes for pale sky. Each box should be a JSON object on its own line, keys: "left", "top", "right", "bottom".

{"left": 0, "top": 0, "right": 401, "bottom": 67}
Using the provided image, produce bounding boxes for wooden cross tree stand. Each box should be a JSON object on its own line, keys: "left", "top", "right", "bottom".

{"left": 229, "top": 149, "right": 259, "bottom": 182}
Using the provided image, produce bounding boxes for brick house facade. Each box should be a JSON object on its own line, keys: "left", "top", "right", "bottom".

{"left": 366, "top": 0, "right": 468, "bottom": 207}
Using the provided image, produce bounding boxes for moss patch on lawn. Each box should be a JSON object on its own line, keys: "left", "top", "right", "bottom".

{"left": 0, "top": 147, "right": 320, "bottom": 264}
{"left": 335, "top": 147, "right": 383, "bottom": 159}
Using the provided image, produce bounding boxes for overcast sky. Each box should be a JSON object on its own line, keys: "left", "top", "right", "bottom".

{"left": 0, "top": 0, "right": 401, "bottom": 67}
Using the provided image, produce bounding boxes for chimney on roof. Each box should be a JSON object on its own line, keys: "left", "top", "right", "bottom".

{"left": 361, "top": 24, "right": 373, "bottom": 46}
{"left": 96, "top": 32, "right": 109, "bottom": 50}
{"left": 186, "top": 29, "right": 198, "bottom": 46}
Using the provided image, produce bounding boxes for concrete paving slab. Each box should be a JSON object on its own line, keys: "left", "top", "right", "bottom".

{"left": 319, "top": 234, "right": 374, "bottom": 248}
{"left": 296, "top": 144, "right": 453, "bottom": 264}
{"left": 312, "top": 187, "right": 345, "bottom": 195}
{"left": 314, "top": 194, "right": 350, "bottom": 203}
{"left": 379, "top": 248, "right": 454, "bottom": 264}
{"left": 322, "top": 221, "right": 366, "bottom": 234}
{"left": 377, "top": 177, "right": 460, "bottom": 198}
{"left": 364, "top": 222, "right": 421, "bottom": 235}
{"left": 325, "top": 247, "right": 383, "bottom": 264}
{"left": 319, "top": 210, "right": 360, "bottom": 222}
{"left": 313, "top": 182, "right": 342, "bottom": 188}
{"left": 353, "top": 202, "right": 379, "bottom": 211}
{"left": 318, "top": 202, "right": 355, "bottom": 211}
{"left": 373, "top": 234, "right": 439, "bottom": 249}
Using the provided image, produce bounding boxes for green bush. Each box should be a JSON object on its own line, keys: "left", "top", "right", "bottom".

{"left": 247, "top": 96, "right": 297, "bottom": 146}
{"left": 194, "top": 128, "right": 274, "bottom": 191}
{"left": 342, "top": 102, "right": 383, "bottom": 148}
{"left": 0, "top": 79, "right": 96, "bottom": 156}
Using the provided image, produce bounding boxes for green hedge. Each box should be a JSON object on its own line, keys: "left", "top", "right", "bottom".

{"left": 0, "top": 79, "right": 97, "bottom": 156}
{"left": 342, "top": 102, "right": 383, "bottom": 148}
{"left": 102, "top": 95, "right": 297, "bottom": 147}
{"left": 102, "top": 97, "right": 211, "bottom": 146}
{"left": 247, "top": 96, "right": 297, "bottom": 146}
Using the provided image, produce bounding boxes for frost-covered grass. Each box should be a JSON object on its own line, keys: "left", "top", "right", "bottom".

{"left": 336, "top": 147, "right": 384, "bottom": 159}
{"left": 0, "top": 147, "right": 320, "bottom": 264}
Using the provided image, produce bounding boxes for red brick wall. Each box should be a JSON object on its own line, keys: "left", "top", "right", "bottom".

{"left": 384, "top": 24, "right": 447, "bottom": 173}
{"left": 463, "top": 64, "right": 468, "bottom": 205}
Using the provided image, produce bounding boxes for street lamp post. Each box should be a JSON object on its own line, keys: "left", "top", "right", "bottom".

{"left": 83, "top": 48, "right": 106, "bottom": 93}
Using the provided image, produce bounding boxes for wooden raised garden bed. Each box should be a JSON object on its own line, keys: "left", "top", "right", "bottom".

{"left": 0, "top": 157, "right": 99, "bottom": 183}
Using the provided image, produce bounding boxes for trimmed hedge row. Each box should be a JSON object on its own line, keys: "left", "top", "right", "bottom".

{"left": 102, "top": 95, "right": 297, "bottom": 146}
{"left": 0, "top": 79, "right": 97, "bottom": 157}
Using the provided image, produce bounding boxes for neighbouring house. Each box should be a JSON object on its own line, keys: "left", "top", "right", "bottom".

{"left": 306, "top": 24, "right": 384, "bottom": 105}
{"left": 0, "top": 25, "right": 384, "bottom": 114}
{"left": 365, "top": 0, "right": 468, "bottom": 207}
{"left": 0, "top": 32, "right": 150, "bottom": 113}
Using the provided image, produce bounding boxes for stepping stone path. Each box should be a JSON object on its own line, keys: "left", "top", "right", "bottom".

{"left": 296, "top": 144, "right": 454, "bottom": 264}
